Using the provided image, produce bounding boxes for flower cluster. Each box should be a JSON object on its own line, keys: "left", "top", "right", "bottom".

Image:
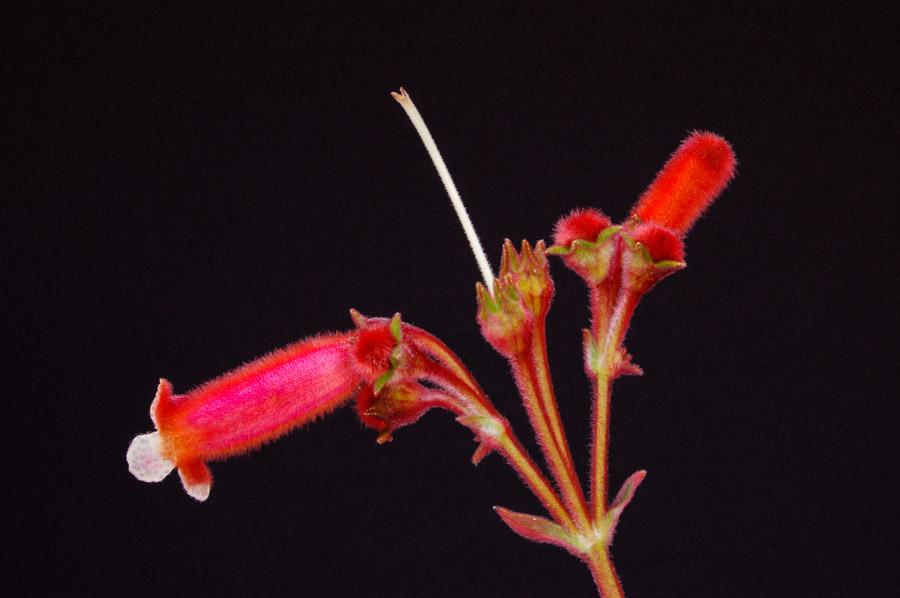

{"left": 126, "top": 92, "right": 735, "bottom": 598}
{"left": 549, "top": 131, "right": 735, "bottom": 380}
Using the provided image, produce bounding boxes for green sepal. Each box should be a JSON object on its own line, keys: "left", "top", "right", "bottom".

{"left": 476, "top": 281, "right": 500, "bottom": 314}
{"left": 654, "top": 259, "right": 686, "bottom": 270}
{"left": 373, "top": 369, "right": 393, "bottom": 394}
{"left": 389, "top": 312, "right": 403, "bottom": 342}
{"left": 622, "top": 233, "right": 686, "bottom": 269}
{"left": 547, "top": 225, "right": 622, "bottom": 256}
{"left": 596, "top": 224, "right": 622, "bottom": 244}
{"left": 372, "top": 313, "right": 405, "bottom": 394}
{"left": 549, "top": 226, "right": 621, "bottom": 284}
{"left": 619, "top": 234, "right": 686, "bottom": 294}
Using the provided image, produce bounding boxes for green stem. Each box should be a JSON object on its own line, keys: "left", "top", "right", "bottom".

{"left": 591, "top": 367, "right": 612, "bottom": 522}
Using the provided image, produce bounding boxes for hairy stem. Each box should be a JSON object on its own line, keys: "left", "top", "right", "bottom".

{"left": 591, "top": 367, "right": 612, "bottom": 521}
{"left": 497, "top": 427, "right": 575, "bottom": 529}
{"left": 526, "top": 318, "right": 591, "bottom": 529}
{"left": 590, "top": 289, "right": 639, "bottom": 520}
{"left": 440, "top": 393, "right": 573, "bottom": 528}
{"left": 405, "top": 328, "right": 574, "bottom": 529}
{"left": 585, "top": 545, "right": 625, "bottom": 598}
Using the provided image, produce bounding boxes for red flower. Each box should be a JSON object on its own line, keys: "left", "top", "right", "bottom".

{"left": 127, "top": 332, "right": 363, "bottom": 501}
{"left": 631, "top": 131, "right": 736, "bottom": 236}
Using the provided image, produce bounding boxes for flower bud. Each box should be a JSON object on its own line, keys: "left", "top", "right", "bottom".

{"left": 477, "top": 240, "right": 555, "bottom": 357}
{"left": 499, "top": 239, "right": 554, "bottom": 318}
{"left": 621, "top": 224, "right": 685, "bottom": 295}
{"left": 548, "top": 213, "right": 621, "bottom": 287}
{"left": 630, "top": 131, "right": 736, "bottom": 236}
{"left": 477, "top": 277, "right": 533, "bottom": 357}
{"left": 552, "top": 208, "right": 611, "bottom": 249}
{"left": 629, "top": 222, "right": 685, "bottom": 263}
{"left": 356, "top": 381, "right": 436, "bottom": 444}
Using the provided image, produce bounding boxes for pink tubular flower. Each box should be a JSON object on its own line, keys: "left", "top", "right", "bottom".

{"left": 126, "top": 331, "right": 364, "bottom": 501}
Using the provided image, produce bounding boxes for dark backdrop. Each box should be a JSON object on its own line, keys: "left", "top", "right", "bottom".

{"left": 8, "top": 4, "right": 895, "bottom": 596}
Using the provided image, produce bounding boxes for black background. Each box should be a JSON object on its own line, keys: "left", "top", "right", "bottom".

{"left": 7, "top": 4, "right": 896, "bottom": 596}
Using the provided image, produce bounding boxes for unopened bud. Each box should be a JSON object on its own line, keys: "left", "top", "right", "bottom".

{"left": 630, "top": 131, "right": 736, "bottom": 236}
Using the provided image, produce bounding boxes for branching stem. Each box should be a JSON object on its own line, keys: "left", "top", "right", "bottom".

{"left": 591, "top": 289, "right": 639, "bottom": 521}
{"left": 407, "top": 324, "right": 574, "bottom": 528}
{"left": 514, "top": 319, "right": 591, "bottom": 531}
{"left": 393, "top": 87, "right": 633, "bottom": 596}
{"left": 497, "top": 427, "right": 575, "bottom": 529}
{"left": 586, "top": 545, "right": 625, "bottom": 598}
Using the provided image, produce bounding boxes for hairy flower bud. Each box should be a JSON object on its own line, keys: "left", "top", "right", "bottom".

{"left": 356, "top": 381, "right": 437, "bottom": 444}
{"left": 628, "top": 222, "right": 685, "bottom": 263}
{"left": 621, "top": 225, "right": 685, "bottom": 295}
{"left": 499, "top": 239, "right": 554, "bottom": 318}
{"left": 547, "top": 221, "right": 621, "bottom": 287}
{"left": 351, "top": 311, "right": 404, "bottom": 391}
{"left": 552, "top": 208, "right": 612, "bottom": 249}
{"left": 477, "top": 278, "right": 533, "bottom": 357}
{"left": 477, "top": 240, "right": 555, "bottom": 357}
{"left": 630, "top": 131, "right": 736, "bottom": 236}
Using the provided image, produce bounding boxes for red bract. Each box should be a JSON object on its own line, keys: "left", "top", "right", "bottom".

{"left": 631, "top": 131, "right": 736, "bottom": 236}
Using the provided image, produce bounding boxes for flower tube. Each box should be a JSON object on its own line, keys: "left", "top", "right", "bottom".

{"left": 127, "top": 331, "right": 363, "bottom": 501}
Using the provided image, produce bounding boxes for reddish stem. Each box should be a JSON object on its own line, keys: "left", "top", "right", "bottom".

{"left": 516, "top": 317, "right": 591, "bottom": 530}
{"left": 585, "top": 546, "right": 625, "bottom": 598}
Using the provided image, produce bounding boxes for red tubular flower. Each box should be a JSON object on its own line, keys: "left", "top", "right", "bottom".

{"left": 630, "top": 131, "right": 736, "bottom": 236}
{"left": 127, "top": 332, "right": 366, "bottom": 501}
